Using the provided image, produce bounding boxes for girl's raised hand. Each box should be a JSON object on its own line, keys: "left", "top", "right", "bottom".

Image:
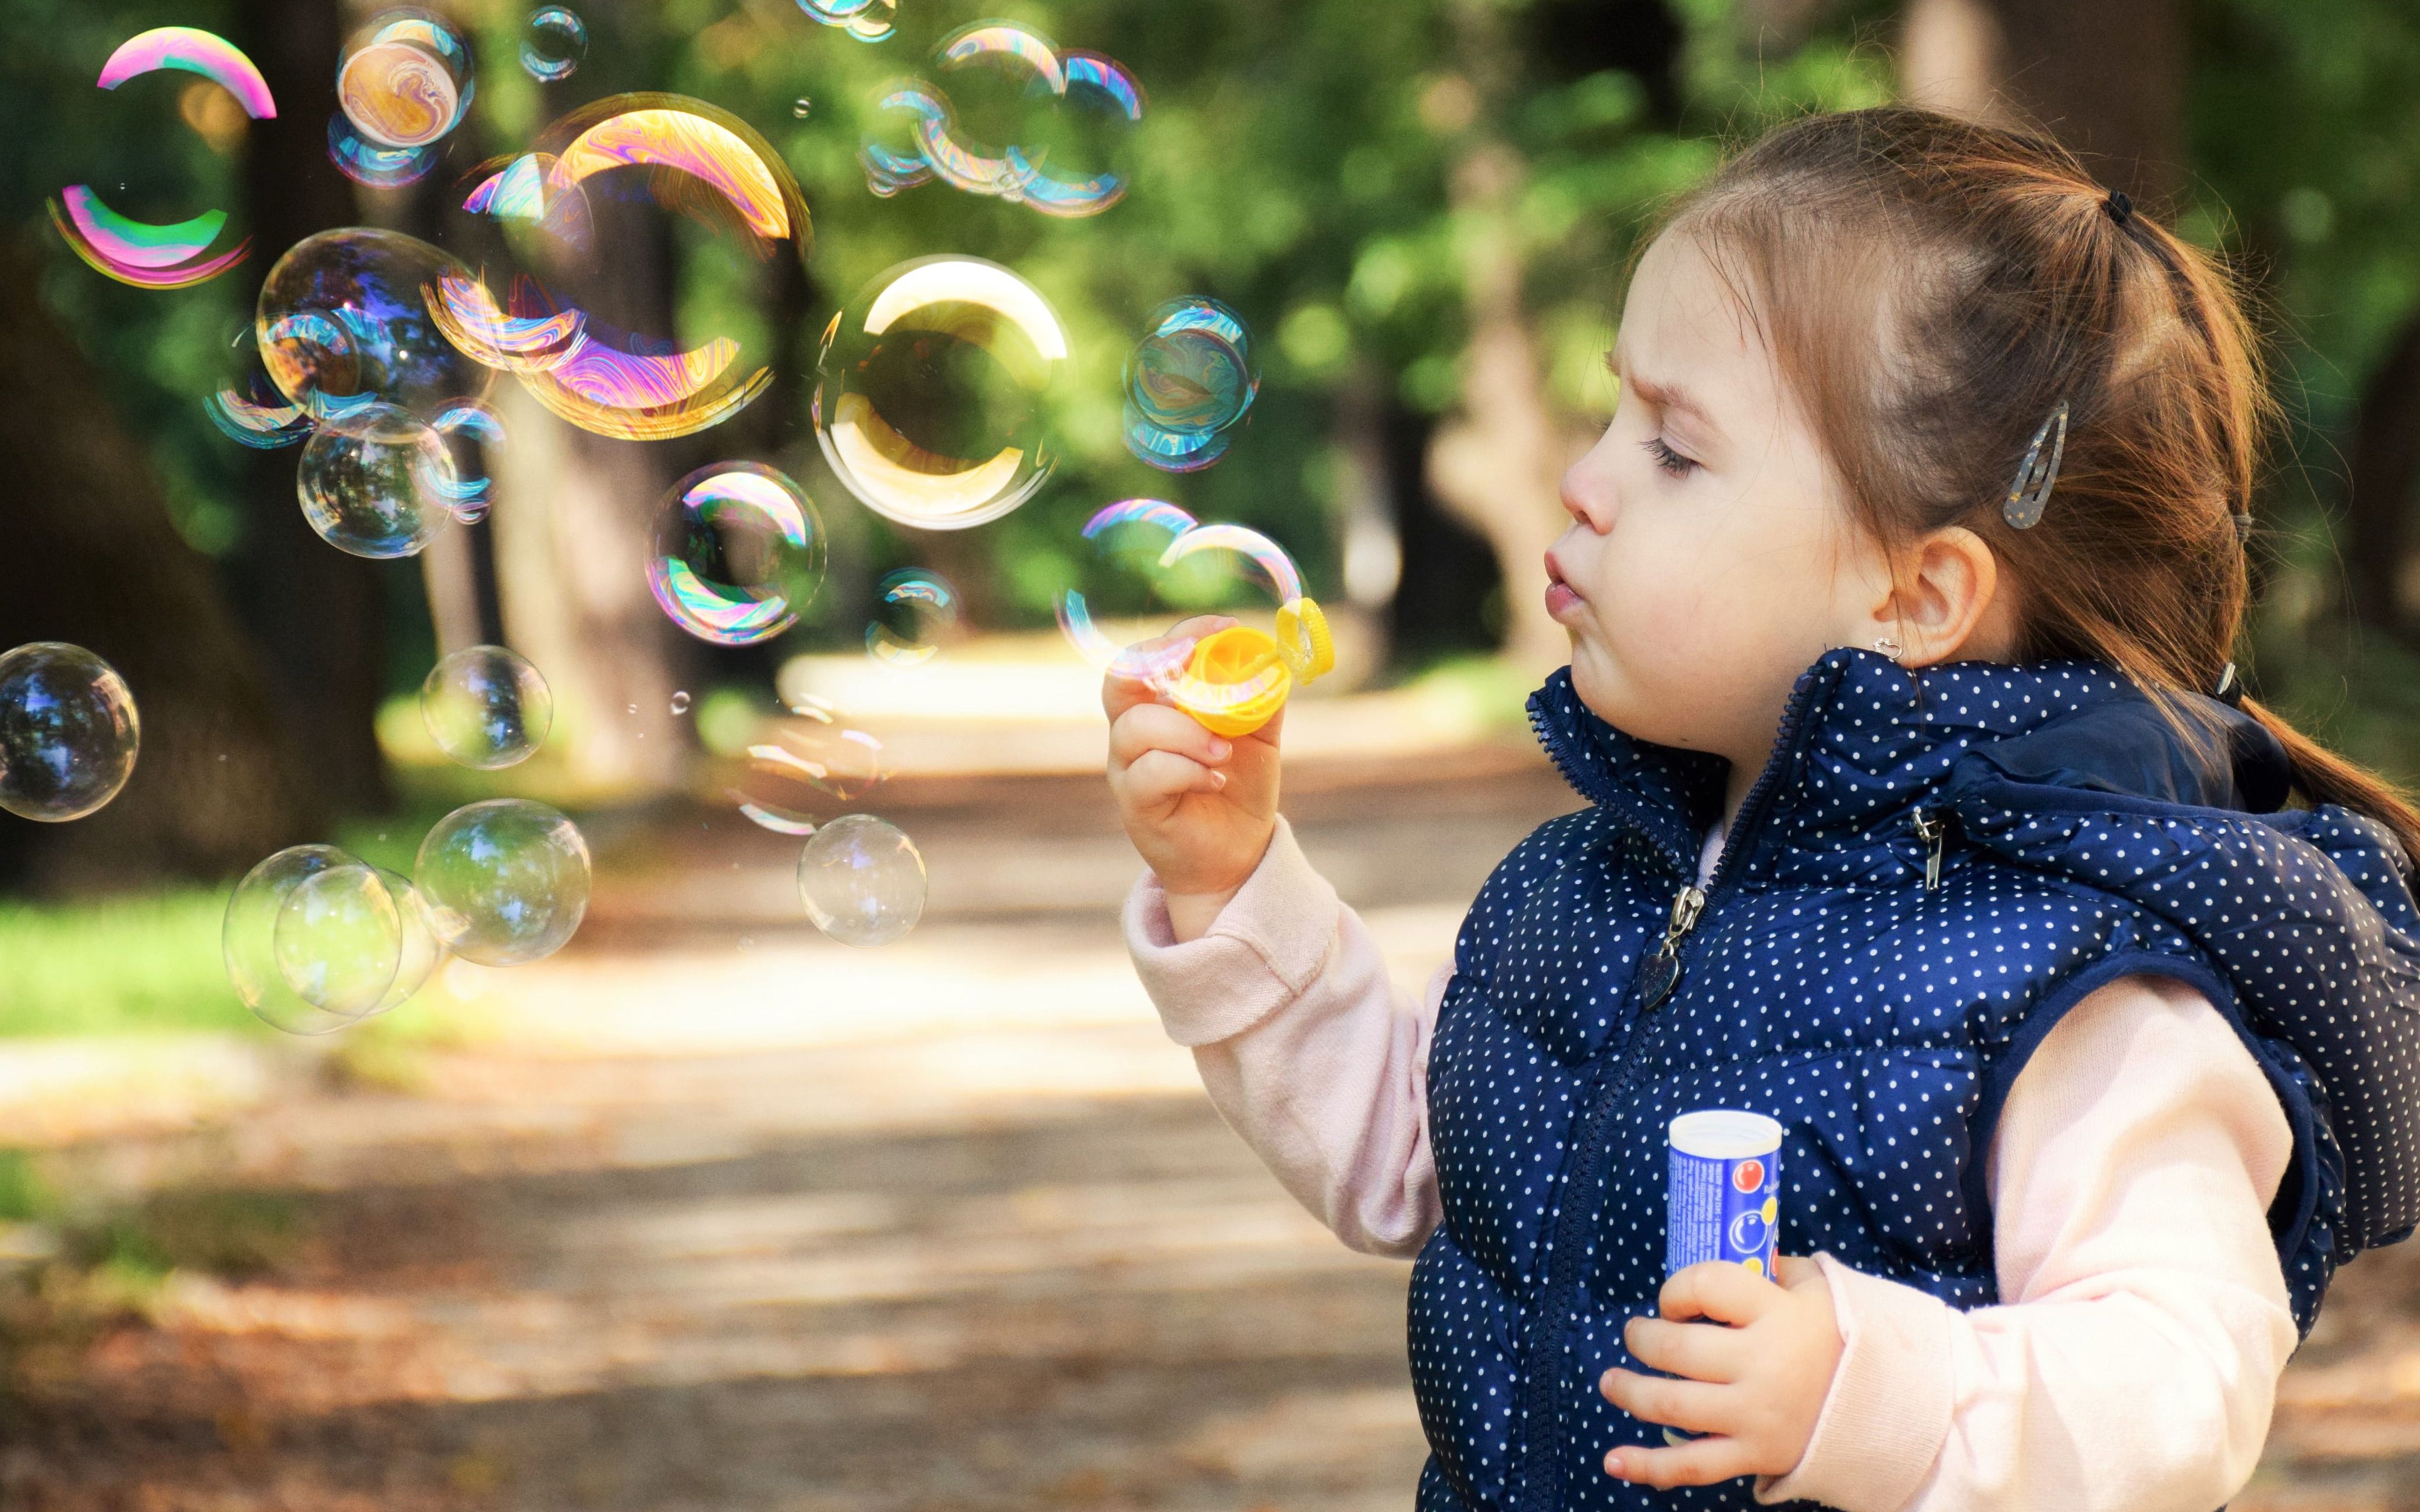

{"left": 1595, "top": 1254, "right": 1844, "bottom": 1488}
{"left": 1104, "top": 615, "right": 1283, "bottom": 940}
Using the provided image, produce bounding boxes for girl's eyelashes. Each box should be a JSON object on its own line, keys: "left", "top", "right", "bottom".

{"left": 1642, "top": 435, "right": 1700, "bottom": 478}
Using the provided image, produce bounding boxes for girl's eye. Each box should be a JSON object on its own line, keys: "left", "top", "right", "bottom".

{"left": 1643, "top": 436, "right": 1699, "bottom": 478}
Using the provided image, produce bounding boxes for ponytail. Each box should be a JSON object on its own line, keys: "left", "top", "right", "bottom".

{"left": 2241, "top": 697, "right": 2420, "bottom": 869}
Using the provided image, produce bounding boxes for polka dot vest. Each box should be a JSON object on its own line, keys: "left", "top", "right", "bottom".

{"left": 1409, "top": 649, "right": 2420, "bottom": 1512}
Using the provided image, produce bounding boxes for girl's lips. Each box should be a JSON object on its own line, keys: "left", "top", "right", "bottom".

{"left": 1544, "top": 580, "right": 1583, "bottom": 620}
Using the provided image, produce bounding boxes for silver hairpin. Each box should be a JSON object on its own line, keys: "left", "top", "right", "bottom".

{"left": 2002, "top": 400, "right": 2070, "bottom": 530}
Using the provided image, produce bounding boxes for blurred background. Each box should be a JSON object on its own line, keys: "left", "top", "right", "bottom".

{"left": 2, "top": 0, "right": 2418, "bottom": 1506}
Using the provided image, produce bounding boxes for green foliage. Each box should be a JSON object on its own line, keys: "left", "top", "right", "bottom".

{"left": 0, "top": 891, "right": 256, "bottom": 1038}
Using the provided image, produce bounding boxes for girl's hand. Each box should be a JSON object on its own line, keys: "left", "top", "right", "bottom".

{"left": 1104, "top": 615, "right": 1284, "bottom": 941}
{"left": 1597, "top": 1254, "right": 1843, "bottom": 1488}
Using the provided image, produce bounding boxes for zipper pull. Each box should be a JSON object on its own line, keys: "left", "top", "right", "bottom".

{"left": 1633, "top": 883, "right": 1706, "bottom": 1012}
{"left": 1911, "top": 807, "right": 1947, "bottom": 891}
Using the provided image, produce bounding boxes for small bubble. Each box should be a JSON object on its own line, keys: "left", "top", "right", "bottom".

{"left": 792, "top": 97, "right": 812, "bottom": 119}
{"left": 626, "top": 702, "right": 638, "bottom": 716}
{"left": 670, "top": 689, "right": 692, "bottom": 715}
{"left": 739, "top": 935, "right": 754, "bottom": 950}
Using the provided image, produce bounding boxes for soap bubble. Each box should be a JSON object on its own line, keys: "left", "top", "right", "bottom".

{"left": 670, "top": 690, "right": 691, "bottom": 716}
{"left": 327, "top": 112, "right": 440, "bottom": 188}
{"left": 519, "top": 6, "right": 587, "bottom": 82}
{"left": 648, "top": 463, "right": 827, "bottom": 646}
{"left": 428, "top": 401, "right": 503, "bottom": 520}
{"left": 415, "top": 798, "right": 591, "bottom": 966}
{"left": 792, "top": 97, "right": 813, "bottom": 119}
{"left": 272, "top": 863, "right": 400, "bottom": 1020}
{"left": 204, "top": 328, "right": 311, "bottom": 449}
{"left": 865, "top": 568, "right": 961, "bottom": 666}
{"left": 296, "top": 401, "right": 454, "bottom": 558}
{"left": 813, "top": 256, "right": 1069, "bottom": 531}
{"left": 797, "top": 0, "right": 895, "bottom": 41}
{"left": 0, "top": 642, "right": 140, "bottom": 823}
{"left": 1124, "top": 298, "right": 1256, "bottom": 472}
{"left": 1053, "top": 500, "right": 1204, "bottom": 685}
{"left": 443, "top": 96, "right": 807, "bottom": 441}
{"left": 225, "top": 845, "right": 369, "bottom": 1034}
{"left": 336, "top": 10, "right": 472, "bottom": 150}
{"left": 421, "top": 645, "right": 552, "bottom": 769}
{"left": 731, "top": 705, "right": 887, "bottom": 835}
{"left": 797, "top": 814, "right": 925, "bottom": 947}
{"left": 257, "top": 227, "right": 494, "bottom": 421}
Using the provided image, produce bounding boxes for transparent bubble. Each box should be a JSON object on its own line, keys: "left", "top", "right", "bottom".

{"left": 0, "top": 642, "right": 140, "bottom": 823}
{"left": 647, "top": 463, "right": 827, "bottom": 646}
{"left": 797, "top": 813, "right": 925, "bottom": 947}
{"left": 421, "top": 645, "right": 552, "bottom": 769}
{"left": 865, "top": 568, "right": 961, "bottom": 666}
{"left": 1053, "top": 499, "right": 1203, "bottom": 684}
{"left": 444, "top": 96, "right": 807, "bottom": 441}
{"left": 296, "top": 401, "right": 454, "bottom": 558}
{"left": 336, "top": 10, "right": 472, "bottom": 150}
{"left": 1124, "top": 298, "right": 1256, "bottom": 472}
{"left": 415, "top": 798, "right": 591, "bottom": 966}
{"left": 269, "top": 862, "right": 445, "bottom": 1023}
{"left": 327, "top": 112, "right": 440, "bottom": 188}
{"left": 813, "top": 256, "right": 1069, "bottom": 531}
{"left": 792, "top": 97, "right": 813, "bottom": 119}
{"left": 48, "top": 29, "right": 272, "bottom": 291}
{"left": 205, "top": 328, "right": 311, "bottom": 449}
{"left": 731, "top": 718, "right": 888, "bottom": 835}
{"left": 225, "top": 845, "right": 365, "bottom": 1034}
{"left": 797, "top": 0, "right": 895, "bottom": 42}
{"left": 428, "top": 401, "right": 504, "bottom": 520}
{"left": 670, "top": 689, "right": 691, "bottom": 716}
{"left": 519, "top": 6, "right": 587, "bottom": 83}
{"left": 257, "top": 227, "right": 495, "bottom": 421}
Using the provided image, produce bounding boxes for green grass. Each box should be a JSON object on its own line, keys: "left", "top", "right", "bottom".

{"left": 0, "top": 890, "right": 258, "bottom": 1038}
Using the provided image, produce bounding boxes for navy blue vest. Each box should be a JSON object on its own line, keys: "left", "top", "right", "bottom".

{"left": 1410, "top": 650, "right": 2420, "bottom": 1512}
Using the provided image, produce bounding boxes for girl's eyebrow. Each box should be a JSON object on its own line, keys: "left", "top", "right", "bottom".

{"left": 1607, "top": 349, "right": 1718, "bottom": 431}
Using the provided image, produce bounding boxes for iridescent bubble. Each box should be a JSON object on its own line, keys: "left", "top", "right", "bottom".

{"left": 731, "top": 718, "right": 888, "bottom": 835}
{"left": 257, "top": 227, "right": 494, "bottom": 421}
{"left": 445, "top": 96, "right": 807, "bottom": 442}
{"left": 648, "top": 463, "right": 827, "bottom": 646}
{"left": 337, "top": 10, "right": 472, "bottom": 150}
{"left": 865, "top": 568, "right": 961, "bottom": 666}
{"left": 0, "top": 642, "right": 140, "bottom": 823}
{"left": 1124, "top": 298, "right": 1257, "bottom": 472}
{"left": 225, "top": 845, "right": 366, "bottom": 1034}
{"left": 205, "top": 328, "right": 312, "bottom": 449}
{"left": 420, "top": 645, "right": 552, "bottom": 769}
{"left": 859, "top": 26, "right": 1142, "bottom": 216}
{"left": 296, "top": 401, "right": 454, "bottom": 558}
{"left": 327, "top": 112, "right": 440, "bottom": 188}
{"left": 519, "top": 6, "right": 587, "bottom": 83}
{"left": 797, "top": 0, "right": 895, "bottom": 42}
{"left": 98, "top": 26, "right": 276, "bottom": 116}
{"left": 414, "top": 798, "right": 591, "bottom": 967}
{"left": 1053, "top": 500, "right": 1203, "bottom": 685}
{"left": 792, "top": 97, "right": 813, "bottom": 119}
{"left": 813, "top": 256, "right": 1069, "bottom": 531}
{"left": 797, "top": 813, "right": 925, "bottom": 947}
{"left": 428, "top": 401, "right": 504, "bottom": 520}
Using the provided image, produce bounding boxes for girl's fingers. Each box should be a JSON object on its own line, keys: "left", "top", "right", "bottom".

{"left": 1099, "top": 616, "right": 1238, "bottom": 723}
{"left": 1658, "top": 1261, "right": 1782, "bottom": 1328}
{"left": 1603, "top": 1434, "right": 1756, "bottom": 1490}
{"left": 1622, "top": 1315, "right": 1748, "bottom": 1385}
{"left": 1121, "top": 748, "right": 1227, "bottom": 803}
{"left": 1595, "top": 1368, "right": 1732, "bottom": 1436}
{"left": 1110, "top": 703, "right": 1234, "bottom": 770}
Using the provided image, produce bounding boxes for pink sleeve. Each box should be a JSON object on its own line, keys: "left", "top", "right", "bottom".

{"left": 1124, "top": 814, "right": 1444, "bottom": 1259}
{"left": 1755, "top": 974, "right": 2299, "bottom": 1511}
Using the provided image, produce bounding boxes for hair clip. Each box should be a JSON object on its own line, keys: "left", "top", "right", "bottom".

{"left": 2232, "top": 511, "right": 2254, "bottom": 540}
{"left": 2002, "top": 400, "right": 2069, "bottom": 529}
{"left": 2213, "top": 661, "right": 2245, "bottom": 707}
{"left": 2104, "top": 189, "right": 2134, "bottom": 227}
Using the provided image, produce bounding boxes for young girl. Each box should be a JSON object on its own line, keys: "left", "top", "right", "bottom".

{"left": 1103, "top": 107, "right": 2420, "bottom": 1510}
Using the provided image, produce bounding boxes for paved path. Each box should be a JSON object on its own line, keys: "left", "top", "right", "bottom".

{"left": 4, "top": 752, "right": 2420, "bottom": 1509}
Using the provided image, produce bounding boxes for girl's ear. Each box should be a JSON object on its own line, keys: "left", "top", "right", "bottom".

{"left": 1877, "top": 526, "right": 2013, "bottom": 667}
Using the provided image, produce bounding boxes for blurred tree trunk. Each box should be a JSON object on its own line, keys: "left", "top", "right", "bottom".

{"left": 0, "top": 237, "right": 323, "bottom": 893}
{"left": 227, "top": 0, "right": 393, "bottom": 814}
{"left": 1899, "top": 0, "right": 2186, "bottom": 204}
{"left": 2344, "top": 314, "right": 2420, "bottom": 636}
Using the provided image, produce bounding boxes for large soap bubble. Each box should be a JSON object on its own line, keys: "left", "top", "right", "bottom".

{"left": 421, "top": 646, "right": 552, "bottom": 769}
{"left": 258, "top": 227, "right": 494, "bottom": 421}
{"left": 328, "top": 112, "right": 441, "bottom": 188}
{"left": 227, "top": 845, "right": 365, "bottom": 1034}
{"left": 205, "top": 328, "right": 312, "bottom": 449}
{"left": 296, "top": 401, "right": 455, "bottom": 558}
{"left": 1125, "top": 298, "right": 1257, "bottom": 472}
{"left": 1052, "top": 499, "right": 1206, "bottom": 685}
{"left": 647, "top": 463, "right": 827, "bottom": 646}
{"left": 337, "top": 10, "right": 472, "bottom": 150}
{"left": 814, "top": 256, "right": 1069, "bottom": 531}
{"left": 440, "top": 95, "right": 808, "bottom": 441}
{"left": 797, "top": 814, "right": 926, "bottom": 947}
{"left": 0, "top": 643, "right": 140, "bottom": 823}
{"left": 226, "top": 848, "right": 441, "bottom": 1033}
{"left": 415, "top": 799, "right": 591, "bottom": 966}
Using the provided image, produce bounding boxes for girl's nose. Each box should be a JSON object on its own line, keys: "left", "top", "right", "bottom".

{"left": 1561, "top": 460, "right": 1614, "bottom": 530}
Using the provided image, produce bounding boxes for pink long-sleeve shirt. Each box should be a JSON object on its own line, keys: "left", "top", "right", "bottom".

{"left": 1125, "top": 815, "right": 2299, "bottom": 1511}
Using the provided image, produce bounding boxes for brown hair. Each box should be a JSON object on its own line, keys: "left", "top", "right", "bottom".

{"left": 1653, "top": 105, "right": 2420, "bottom": 860}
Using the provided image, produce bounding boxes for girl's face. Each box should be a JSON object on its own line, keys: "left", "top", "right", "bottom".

{"left": 1548, "top": 229, "right": 1904, "bottom": 788}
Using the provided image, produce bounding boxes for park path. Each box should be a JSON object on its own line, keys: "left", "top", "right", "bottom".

{"left": 3, "top": 751, "right": 2420, "bottom": 1509}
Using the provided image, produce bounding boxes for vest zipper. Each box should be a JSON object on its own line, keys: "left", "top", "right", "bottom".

{"left": 1510, "top": 681, "right": 1818, "bottom": 1512}
{"left": 1912, "top": 806, "right": 1948, "bottom": 891}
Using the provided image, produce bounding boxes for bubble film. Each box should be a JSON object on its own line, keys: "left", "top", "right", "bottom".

{"left": 1124, "top": 298, "right": 1257, "bottom": 471}
{"left": 258, "top": 227, "right": 495, "bottom": 420}
{"left": 815, "top": 257, "right": 1069, "bottom": 530}
{"left": 297, "top": 402, "right": 455, "bottom": 558}
{"left": 731, "top": 715, "right": 889, "bottom": 835}
{"left": 520, "top": 7, "right": 588, "bottom": 82}
{"left": 797, "top": 813, "right": 926, "bottom": 947}
{"left": 337, "top": 10, "right": 472, "bottom": 150}
{"left": 272, "top": 862, "right": 402, "bottom": 1020}
{"left": 328, "top": 112, "right": 440, "bottom": 188}
{"left": 421, "top": 645, "right": 552, "bottom": 769}
{"left": 415, "top": 799, "right": 591, "bottom": 967}
{"left": 225, "top": 845, "right": 367, "bottom": 1035}
{"left": 428, "top": 401, "right": 504, "bottom": 520}
{"left": 98, "top": 26, "right": 277, "bottom": 118}
{"left": 798, "top": 0, "right": 895, "bottom": 42}
{"left": 647, "top": 463, "right": 827, "bottom": 646}
{"left": 0, "top": 643, "right": 140, "bottom": 823}
{"left": 1053, "top": 500, "right": 1202, "bottom": 685}
{"left": 205, "top": 329, "right": 312, "bottom": 449}
{"left": 866, "top": 569, "right": 961, "bottom": 666}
